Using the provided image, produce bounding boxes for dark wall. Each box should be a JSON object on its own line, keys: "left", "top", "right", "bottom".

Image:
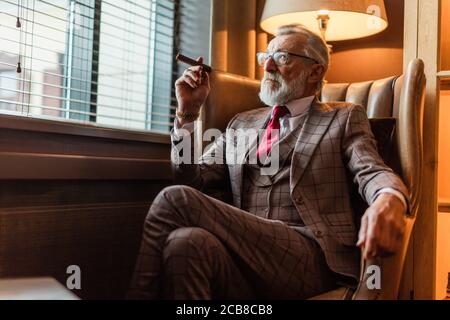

{"left": 0, "top": 115, "right": 172, "bottom": 299}
{"left": 326, "top": 0, "right": 404, "bottom": 83}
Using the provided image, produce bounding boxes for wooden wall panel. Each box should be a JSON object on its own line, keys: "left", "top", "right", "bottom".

{"left": 326, "top": 0, "right": 404, "bottom": 83}
{"left": 441, "top": 0, "right": 450, "bottom": 71}
{"left": 436, "top": 211, "right": 450, "bottom": 299}
{"left": 403, "top": 0, "right": 440, "bottom": 300}
{"left": 0, "top": 181, "right": 171, "bottom": 300}
{"left": 0, "top": 202, "right": 149, "bottom": 299}
{"left": 401, "top": 0, "right": 446, "bottom": 300}
{"left": 0, "top": 114, "right": 173, "bottom": 299}
{"left": 414, "top": 0, "right": 440, "bottom": 300}
{"left": 438, "top": 89, "right": 450, "bottom": 200}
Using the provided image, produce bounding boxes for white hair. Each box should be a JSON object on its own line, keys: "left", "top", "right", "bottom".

{"left": 276, "top": 24, "right": 330, "bottom": 92}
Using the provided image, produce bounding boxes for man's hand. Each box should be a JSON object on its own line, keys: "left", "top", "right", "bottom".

{"left": 175, "top": 56, "right": 210, "bottom": 126}
{"left": 357, "top": 193, "right": 407, "bottom": 259}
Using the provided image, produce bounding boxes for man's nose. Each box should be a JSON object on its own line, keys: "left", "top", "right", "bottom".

{"left": 264, "top": 56, "right": 277, "bottom": 72}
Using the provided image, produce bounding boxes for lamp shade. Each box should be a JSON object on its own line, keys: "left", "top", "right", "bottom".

{"left": 260, "top": 0, "right": 388, "bottom": 41}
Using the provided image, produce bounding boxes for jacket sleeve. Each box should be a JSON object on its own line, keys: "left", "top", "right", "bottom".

{"left": 342, "top": 104, "right": 410, "bottom": 209}
{"left": 170, "top": 114, "right": 239, "bottom": 193}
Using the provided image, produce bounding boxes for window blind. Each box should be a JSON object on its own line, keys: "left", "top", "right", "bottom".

{"left": 0, "top": 0, "right": 211, "bottom": 133}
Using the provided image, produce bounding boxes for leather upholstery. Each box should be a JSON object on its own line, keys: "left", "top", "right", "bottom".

{"left": 203, "top": 59, "right": 426, "bottom": 300}
{"left": 367, "top": 118, "right": 397, "bottom": 164}
{"left": 322, "top": 76, "right": 399, "bottom": 118}
{"left": 323, "top": 59, "right": 425, "bottom": 300}
{"left": 204, "top": 72, "right": 265, "bottom": 132}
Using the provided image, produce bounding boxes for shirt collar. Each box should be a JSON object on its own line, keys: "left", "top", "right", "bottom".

{"left": 269, "top": 95, "right": 315, "bottom": 120}
{"left": 284, "top": 95, "right": 315, "bottom": 117}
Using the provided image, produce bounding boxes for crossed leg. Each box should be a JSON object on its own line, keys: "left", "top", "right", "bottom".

{"left": 127, "top": 185, "right": 337, "bottom": 299}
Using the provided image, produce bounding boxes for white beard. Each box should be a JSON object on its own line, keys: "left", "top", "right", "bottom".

{"left": 259, "top": 71, "right": 309, "bottom": 106}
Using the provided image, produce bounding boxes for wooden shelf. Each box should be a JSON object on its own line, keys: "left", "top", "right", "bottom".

{"left": 439, "top": 71, "right": 450, "bottom": 87}
{"left": 439, "top": 203, "right": 450, "bottom": 212}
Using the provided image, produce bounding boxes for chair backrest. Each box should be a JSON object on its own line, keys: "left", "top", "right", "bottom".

{"left": 204, "top": 59, "right": 426, "bottom": 299}
{"left": 320, "top": 59, "right": 425, "bottom": 299}
{"left": 204, "top": 72, "right": 264, "bottom": 132}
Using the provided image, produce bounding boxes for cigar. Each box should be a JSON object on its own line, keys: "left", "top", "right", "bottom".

{"left": 175, "top": 53, "right": 212, "bottom": 73}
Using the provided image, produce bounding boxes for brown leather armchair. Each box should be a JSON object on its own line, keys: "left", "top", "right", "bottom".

{"left": 203, "top": 59, "right": 426, "bottom": 300}
{"left": 312, "top": 59, "right": 426, "bottom": 300}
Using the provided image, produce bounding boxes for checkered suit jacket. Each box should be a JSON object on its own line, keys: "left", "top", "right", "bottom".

{"left": 171, "top": 100, "right": 409, "bottom": 278}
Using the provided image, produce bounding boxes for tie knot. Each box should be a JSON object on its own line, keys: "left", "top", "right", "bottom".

{"left": 273, "top": 105, "right": 290, "bottom": 119}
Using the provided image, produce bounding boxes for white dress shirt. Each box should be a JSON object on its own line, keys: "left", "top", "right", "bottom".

{"left": 172, "top": 95, "right": 407, "bottom": 209}
{"left": 276, "top": 95, "right": 315, "bottom": 138}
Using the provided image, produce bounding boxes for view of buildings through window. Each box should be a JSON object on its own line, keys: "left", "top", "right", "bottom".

{"left": 0, "top": 0, "right": 211, "bottom": 133}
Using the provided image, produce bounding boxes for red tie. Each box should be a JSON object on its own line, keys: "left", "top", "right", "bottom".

{"left": 256, "top": 105, "right": 290, "bottom": 159}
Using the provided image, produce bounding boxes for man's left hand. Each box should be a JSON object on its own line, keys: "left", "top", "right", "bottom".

{"left": 356, "top": 193, "right": 407, "bottom": 259}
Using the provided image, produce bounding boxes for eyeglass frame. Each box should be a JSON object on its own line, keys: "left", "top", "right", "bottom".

{"left": 256, "top": 50, "right": 320, "bottom": 66}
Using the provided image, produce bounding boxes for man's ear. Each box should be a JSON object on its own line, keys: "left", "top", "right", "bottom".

{"left": 307, "top": 64, "right": 326, "bottom": 84}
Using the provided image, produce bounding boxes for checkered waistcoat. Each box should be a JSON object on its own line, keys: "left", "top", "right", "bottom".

{"left": 171, "top": 100, "right": 410, "bottom": 279}
{"left": 241, "top": 113, "right": 306, "bottom": 227}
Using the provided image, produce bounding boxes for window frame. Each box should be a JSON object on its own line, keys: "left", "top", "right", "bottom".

{"left": 0, "top": 111, "right": 171, "bottom": 144}
{"left": 0, "top": 0, "right": 185, "bottom": 136}
{"left": 0, "top": 111, "right": 172, "bottom": 181}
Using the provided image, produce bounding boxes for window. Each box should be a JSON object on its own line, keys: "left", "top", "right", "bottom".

{"left": 0, "top": 71, "right": 17, "bottom": 98}
{"left": 0, "top": 0, "right": 211, "bottom": 133}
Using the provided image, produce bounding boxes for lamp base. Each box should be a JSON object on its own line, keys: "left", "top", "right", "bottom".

{"left": 317, "top": 13, "right": 333, "bottom": 54}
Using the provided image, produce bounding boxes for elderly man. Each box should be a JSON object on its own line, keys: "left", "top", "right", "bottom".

{"left": 127, "top": 24, "right": 408, "bottom": 300}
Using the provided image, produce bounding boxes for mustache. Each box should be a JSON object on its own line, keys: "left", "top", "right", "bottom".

{"left": 263, "top": 72, "right": 282, "bottom": 83}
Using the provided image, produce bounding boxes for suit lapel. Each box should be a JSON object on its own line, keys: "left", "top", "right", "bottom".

{"left": 290, "top": 101, "right": 337, "bottom": 192}
{"left": 229, "top": 108, "right": 271, "bottom": 208}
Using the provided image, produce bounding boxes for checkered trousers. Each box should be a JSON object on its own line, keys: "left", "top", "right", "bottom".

{"left": 127, "top": 185, "right": 338, "bottom": 299}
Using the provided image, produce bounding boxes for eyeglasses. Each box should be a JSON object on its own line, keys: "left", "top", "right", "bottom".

{"left": 256, "top": 51, "right": 319, "bottom": 66}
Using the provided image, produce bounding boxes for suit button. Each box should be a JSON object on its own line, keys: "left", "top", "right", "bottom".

{"left": 295, "top": 197, "right": 304, "bottom": 204}
{"left": 315, "top": 230, "right": 323, "bottom": 238}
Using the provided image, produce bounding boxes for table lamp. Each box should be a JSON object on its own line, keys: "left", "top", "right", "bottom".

{"left": 260, "top": 0, "right": 388, "bottom": 42}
